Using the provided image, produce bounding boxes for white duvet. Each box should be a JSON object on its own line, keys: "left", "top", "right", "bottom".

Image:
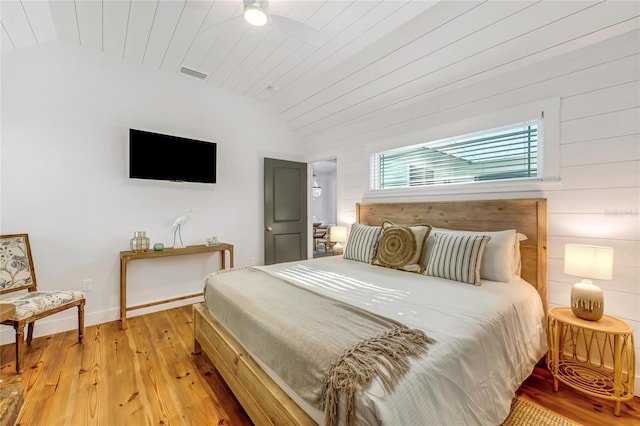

{"left": 204, "top": 256, "right": 547, "bottom": 426}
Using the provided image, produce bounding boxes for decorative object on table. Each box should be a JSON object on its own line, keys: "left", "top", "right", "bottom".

{"left": 205, "top": 236, "right": 219, "bottom": 246}
{"left": 312, "top": 175, "right": 322, "bottom": 197}
{"left": 153, "top": 243, "right": 164, "bottom": 251}
{"left": 130, "top": 231, "right": 150, "bottom": 252}
{"left": 564, "top": 243, "right": 613, "bottom": 321}
{"left": 329, "top": 225, "right": 347, "bottom": 255}
{"left": 172, "top": 209, "right": 193, "bottom": 249}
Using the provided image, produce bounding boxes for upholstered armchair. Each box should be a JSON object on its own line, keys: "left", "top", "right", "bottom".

{"left": 0, "top": 234, "right": 85, "bottom": 373}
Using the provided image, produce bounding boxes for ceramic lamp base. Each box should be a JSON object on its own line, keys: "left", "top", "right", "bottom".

{"left": 571, "top": 280, "right": 604, "bottom": 321}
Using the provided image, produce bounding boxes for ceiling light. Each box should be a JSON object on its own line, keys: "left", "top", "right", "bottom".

{"left": 244, "top": 4, "right": 268, "bottom": 27}
{"left": 312, "top": 175, "right": 322, "bottom": 197}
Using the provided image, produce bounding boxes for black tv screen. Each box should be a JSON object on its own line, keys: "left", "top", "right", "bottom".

{"left": 129, "top": 129, "right": 217, "bottom": 184}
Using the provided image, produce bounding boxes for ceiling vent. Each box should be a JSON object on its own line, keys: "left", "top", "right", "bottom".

{"left": 179, "top": 66, "right": 208, "bottom": 80}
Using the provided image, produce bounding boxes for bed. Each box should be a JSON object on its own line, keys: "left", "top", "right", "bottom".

{"left": 193, "top": 198, "right": 548, "bottom": 425}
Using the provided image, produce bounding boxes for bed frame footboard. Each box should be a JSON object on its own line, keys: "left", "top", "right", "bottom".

{"left": 193, "top": 302, "right": 317, "bottom": 426}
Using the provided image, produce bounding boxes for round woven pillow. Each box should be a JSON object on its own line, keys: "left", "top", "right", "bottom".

{"left": 376, "top": 226, "right": 417, "bottom": 268}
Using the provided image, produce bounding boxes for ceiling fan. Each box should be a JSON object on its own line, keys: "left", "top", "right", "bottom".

{"left": 200, "top": 0, "right": 324, "bottom": 46}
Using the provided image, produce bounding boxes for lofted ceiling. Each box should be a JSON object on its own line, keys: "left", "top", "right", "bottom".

{"left": 2, "top": 1, "right": 639, "bottom": 147}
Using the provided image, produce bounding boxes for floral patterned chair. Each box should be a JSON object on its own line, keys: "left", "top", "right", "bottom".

{"left": 0, "top": 234, "right": 85, "bottom": 373}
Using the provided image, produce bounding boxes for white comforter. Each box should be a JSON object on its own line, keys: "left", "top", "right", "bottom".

{"left": 205, "top": 256, "right": 547, "bottom": 426}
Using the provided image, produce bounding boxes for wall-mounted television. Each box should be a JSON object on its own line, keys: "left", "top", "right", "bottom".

{"left": 129, "top": 129, "right": 217, "bottom": 184}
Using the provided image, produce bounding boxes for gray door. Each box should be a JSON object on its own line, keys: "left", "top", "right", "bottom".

{"left": 264, "top": 158, "right": 308, "bottom": 265}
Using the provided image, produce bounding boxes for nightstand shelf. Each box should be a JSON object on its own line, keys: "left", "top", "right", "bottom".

{"left": 547, "top": 307, "right": 635, "bottom": 416}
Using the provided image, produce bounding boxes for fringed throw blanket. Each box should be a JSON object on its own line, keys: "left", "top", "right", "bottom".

{"left": 204, "top": 266, "right": 435, "bottom": 426}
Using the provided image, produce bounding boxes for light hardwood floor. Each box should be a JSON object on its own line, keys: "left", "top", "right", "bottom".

{"left": 1, "top": 305, "right": 638, "bottom": 426}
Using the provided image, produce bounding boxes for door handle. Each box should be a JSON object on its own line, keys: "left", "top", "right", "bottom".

{"left": 265, "top": 226, "right": 273, "bottom": 232}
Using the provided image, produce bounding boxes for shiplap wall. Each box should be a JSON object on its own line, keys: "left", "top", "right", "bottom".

{"left": 306, "top": 29, "right": 640, "bottom": 394}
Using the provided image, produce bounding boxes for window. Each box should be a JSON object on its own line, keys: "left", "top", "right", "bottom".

{"left": 371, "top": 120, "right": 539, "bottom": 190}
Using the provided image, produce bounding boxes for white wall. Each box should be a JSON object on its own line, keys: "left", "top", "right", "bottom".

{"left": 1, "top": 41, "right": 302, "bottom": 342}
{"left": 306, "top": 30, "right": 640, "bottom": 394}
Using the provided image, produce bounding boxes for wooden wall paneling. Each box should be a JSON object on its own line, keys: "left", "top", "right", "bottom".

{"left": 142, "top": 1, "right": 188, "bottom": 69}
{"left": 558, "top": 161, "right": 639, "bottom": 191}
{"left": 264, "top": 1, "right": 438, "bottom": 106}
{"left": 561, "top": 107, "right": 639, "bottom": 144}
{"left": 548, "top": 212, "right": 639, "bottom": 241}
{"left": 157, "top": 0, "right": 216, "bottom": 74}
{"left": 102, "top": 0, "right": 130, "bottom": 57}
{"left": 122, "top": 0, "right": 158, "bottom": 62}
{"left": 74, "top": 0, "right": 102, "bottom": 51}
{"left": 561, "top": 135, "right": 640, "bottom": 168}
{"left": 561, "top": 81, "right": 640, "bottom": 122}
{"left": 546, "top": 187, "right": 640, "bottom": 214}
{"left": 287, "top": 0, "right": 618, "bottom": 130}
{"left": 47, "top": 0, "right": 80, "bottom": 45}
{"left": 286, "top": 0, "right": 536, "bottom": 129}
{"left": 548, "top": 235, "right": 640, "bottom": 268}
{"left": 300, "top": 32, "right": 639, "bottom": 149}
{"left": 548, "top": 258, "right": 640, "bottom": 304}
{"left": 179, "top": 0, "right": 238, "bottom": 69}
{"left": 277, "top": 0, "right": 480, "bottom": 118}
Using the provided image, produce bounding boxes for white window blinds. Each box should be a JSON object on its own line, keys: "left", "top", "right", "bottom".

{"left": 371, "top": 120, "right": 539, "bottom": 190}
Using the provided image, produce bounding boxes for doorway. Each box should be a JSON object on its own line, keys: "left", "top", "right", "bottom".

{"left": 311, "top": 160, "right": 337, "bottom": 257}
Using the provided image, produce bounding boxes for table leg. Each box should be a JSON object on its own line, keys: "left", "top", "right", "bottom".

{"left": 549, "top": 317, "right": 560, "bottom": 392}
{"left": 120, "top": 258, "right": 128, "bottom": 330}
{"left": 613, "top": 334, "right": 623, "bottom": 416}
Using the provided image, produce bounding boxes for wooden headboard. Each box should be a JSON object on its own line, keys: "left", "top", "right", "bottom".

{"left": 356, "top": 198, "right": 548, "bottom": 311}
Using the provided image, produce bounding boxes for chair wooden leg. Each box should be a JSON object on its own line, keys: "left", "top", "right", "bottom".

{"left": 26, "top": 322, "right": 34, "bottom": 345}
{"left": 14, "top": 324, "right": 24, "bottom": 374}
{"left": 78, "top": 303, "right": 85, "bottom": 343}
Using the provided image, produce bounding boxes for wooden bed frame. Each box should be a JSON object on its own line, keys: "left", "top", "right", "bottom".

{"left": 193, "top": 198, "right": 548, "bottom": 425}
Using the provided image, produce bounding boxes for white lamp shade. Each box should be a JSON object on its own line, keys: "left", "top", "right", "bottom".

{"left": 564, "top": 244, "right": 613, "bottom": 280}
{"left": 329, "top": 226, "right": 347, "bottom": 243}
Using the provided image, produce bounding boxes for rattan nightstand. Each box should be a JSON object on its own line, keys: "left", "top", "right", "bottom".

{"left": 547, "top": 307, "right": 635, "bottom": 416}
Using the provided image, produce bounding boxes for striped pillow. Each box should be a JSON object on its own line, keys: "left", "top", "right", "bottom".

{"left": 344, "top": 224, "right": 382, "bottom": 263}
{"left": 425, "top": 232, "right": 491, "bottom": 285}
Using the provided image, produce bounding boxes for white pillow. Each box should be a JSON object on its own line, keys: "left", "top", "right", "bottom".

{"left": 513, "top": 232, "right": 528, "bottom": 277}
{"left": 424, "top": 227, "right": 523, "bottom": 283}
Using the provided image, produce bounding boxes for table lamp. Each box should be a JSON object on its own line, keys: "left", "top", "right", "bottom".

{"left": 330, "top": 226, "right": 347, "bottom": 255}
{"left": 564, "top": 243, "right": 613, "bottom": 321}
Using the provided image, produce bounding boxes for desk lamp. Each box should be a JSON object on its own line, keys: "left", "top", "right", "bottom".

{"left": 330, "top": 226, "right": 347, "bottom": 255}
{"left": 564, "top": 243, "right": 613, "bottom": 321}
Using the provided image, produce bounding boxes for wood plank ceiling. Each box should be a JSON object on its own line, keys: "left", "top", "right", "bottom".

{"left": 2, "top": 1, "right": 638, "bottom": 146}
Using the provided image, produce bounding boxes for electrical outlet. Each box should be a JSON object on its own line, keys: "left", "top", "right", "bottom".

{"left": 82, "top": 279, "right": 93, "bottom": 291}
{"left": 250, "top": 257, "right": 256, "bottom": 265}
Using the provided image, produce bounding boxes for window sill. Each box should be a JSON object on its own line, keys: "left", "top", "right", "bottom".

{"left": 364, "top": 178, "right": 561, "bottom": 199}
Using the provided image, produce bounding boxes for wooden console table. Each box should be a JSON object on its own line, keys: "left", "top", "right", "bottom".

{"left": 120, "top": 243, "right": 233, "bottom": 329}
